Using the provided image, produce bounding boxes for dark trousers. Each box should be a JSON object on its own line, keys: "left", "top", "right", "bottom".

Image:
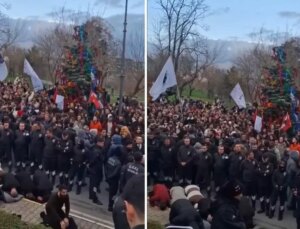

{"left": 69, "top": 163, "right": 84, "bottom": 185}
{"left": 108, "top": 180, "right": 119, "bottom": 208}
{"left": 271, "top": 189, "right": 286, "bottom": 207}
{"left": 89, "top": 173, "right": 99, "bottom": 201}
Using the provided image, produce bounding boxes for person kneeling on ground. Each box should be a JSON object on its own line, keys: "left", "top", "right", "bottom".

{"left": 33, "top": 169, "right": 53, "bottom": 203}
{"left": 15, "top": 168, "right": 35, "bottom": 200}
{"left": 0, "top": 170, "right": 23, "bottom": 203}
{"left": 169, "top": 186, "right": 204, "bottom": 229}
{"left": 41, "top": 184, "right": 76, "bottom": 229}
{"left": 149, "top": 183, "right": 170, "bottom": 210}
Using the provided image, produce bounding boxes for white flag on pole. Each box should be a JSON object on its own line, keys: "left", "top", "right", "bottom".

{"left": 0, "top": 57, "right": 8, "bottom": 81}
{"left": 230, "top": 83, "right": 246, "bottom": 108}
{"left": 149, "top": 56, "right": 177, "bottom": 101}
{"left": 55, "top": 95, "right": 64, "bottom": 110}
{"left": 23, "top": 59, "right": 43, "bottom": 92}
{"left": 254, "top": 115, "right": 262, "bottom": 132}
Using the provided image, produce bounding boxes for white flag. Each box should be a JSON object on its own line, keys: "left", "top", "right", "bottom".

{"left": 254, "top": 115, "right": 262, "bottom": 132}
{"left": 230, "top": 83, "right": 246, "bottom": 108}
{"left": 23, "top": 59, "right": 43, "bottom": 92}
{"left": 55, "top": 95, "right": 64, "bottom": 110}
{"left": 149, "top": 56, "right": 177, "bottom": 101}
{"left": 0, "top": 58, "right": 8, "bottom": 81}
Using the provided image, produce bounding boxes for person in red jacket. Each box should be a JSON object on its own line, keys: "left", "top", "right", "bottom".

{"left": 290, "top": 137, "right": 300, "bottom": 154}
{"left": 89, "top": 116, "right": 102, "bottom": 133}
{"left": 149, "top": 183, "right": 170, "bottom": 210}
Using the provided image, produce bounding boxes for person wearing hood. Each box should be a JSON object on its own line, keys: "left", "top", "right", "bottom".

{"left": 107, "top": 134, "right": 123, "bottom": 159}
{"left": 211, "top": 180, "right": 246, "bottom": 229}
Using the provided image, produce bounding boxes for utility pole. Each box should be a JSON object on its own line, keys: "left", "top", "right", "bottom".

{"left": 118, "top": 0, "right": 128, "bottom": 116}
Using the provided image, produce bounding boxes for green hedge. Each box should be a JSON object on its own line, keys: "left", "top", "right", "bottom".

{"left": 0, "top": 210, "right": 48, "bottom": 229}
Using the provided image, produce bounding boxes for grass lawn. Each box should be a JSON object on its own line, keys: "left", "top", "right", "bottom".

{"left": 167, "top": 88, "right": 214, "bottom": 103}
{"left": 0, "top": 210, "right": 47, "bottom": 229}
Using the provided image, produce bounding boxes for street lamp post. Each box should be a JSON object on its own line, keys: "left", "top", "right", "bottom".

{"left": 118, "top": 0, "right": 128, "bottom": 116}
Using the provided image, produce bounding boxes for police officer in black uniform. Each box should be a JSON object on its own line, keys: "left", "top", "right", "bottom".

{"left": 119, "top": 152, "right": 144, "bottom": 194}
{"left": 14, "top": 122, "right": 30, "bottom": 171}
{"left": 87, "top": 137, "right": 104, "bottom": 205}
{"left": 57, "top": 131, "right": 73, "bottom": 186}
{"left": 229, "top": 143, "right": 244, "bottom": 182}
{"left": 43, "top": 128, "right": 60, "bottom": 185}
{"left": 29, "top": 122, "right": 44, "bottom": 174}
{"left": 69, "top": 139, "right": 86, "bottom": 195}
{"left": 240, "top": 151, "right": 258, "bottom": 209}
{"left": 0, "top": 120, "right": 14, "bottom": 171}
{"left": 213, "top": 145, "right": 229, "bottom": 193}
{"left": 194, "top": 143, "right": 213, "bottom": 197}
{"left": 257, "top": 154, "right": 274, "bottom": 216}
{"left": 159, "top": 137, "right": 176, "bottom": 187}
{"left": 105, "top": 146, "right": 122, "bottom": 211}
{"left": 269, "top": 160, "right": 288, "bottom": 220}
{"left": 177, "top": 135, "right": 196, "bottom": 186}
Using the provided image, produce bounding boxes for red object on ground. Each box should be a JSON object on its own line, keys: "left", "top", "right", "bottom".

{"left": 149, "top": 184, "right": 171, "bottom": 206}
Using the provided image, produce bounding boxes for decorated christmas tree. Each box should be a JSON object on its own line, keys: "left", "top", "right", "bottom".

{"left": 257, "top": 46, "right": 299, "bottom": 131}
{"left": 55, "top": 19, "right": 111, "bottom": 107}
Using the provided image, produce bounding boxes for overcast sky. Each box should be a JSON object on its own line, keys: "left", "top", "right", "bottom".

{"left": 148, "top": 0, "right": 300, "bottom": 42}
{"left": 5, "top": 0, "right": 144, "bottom": 20}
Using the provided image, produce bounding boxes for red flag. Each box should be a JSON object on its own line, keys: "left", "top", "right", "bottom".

{"left": 89, "top": 91, "right": 101, "bottom": 109}
{"left": 53, "top": 88, "right": 58, "bottom": 103}
{"left": 280, "top": 113, "right": 292, "bottom": 132}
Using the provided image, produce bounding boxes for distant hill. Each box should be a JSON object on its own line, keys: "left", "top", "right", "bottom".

{"left": 8, "top": 14, "right": 144, "bottom": 59}
{"left": 148, "top": 39, "right": 257, "bottom": 69}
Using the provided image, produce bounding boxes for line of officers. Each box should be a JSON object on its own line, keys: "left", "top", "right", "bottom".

{"left": 148, "top": 135, "right": 300, "bottom": 224}
{"left": 0, "top": 120, "right": 144, "bottom": 210}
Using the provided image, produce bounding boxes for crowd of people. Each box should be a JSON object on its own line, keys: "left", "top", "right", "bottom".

{"left": 148, "top": 98, "right": 300, "bottom": 229}
{"left": 0, "top": 79, "right": 145, "bottom": 229}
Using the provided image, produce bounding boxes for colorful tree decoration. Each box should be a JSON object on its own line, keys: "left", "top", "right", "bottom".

{"left": 257, "top": 46, "right": 300, "bottom": 132}
{"left": 55, "top": 18, "right": 112, "bottom": 109}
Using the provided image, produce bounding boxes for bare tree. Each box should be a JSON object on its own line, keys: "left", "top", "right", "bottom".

{"left": 127, "top": 26, "right": 144, "bottom": 97}
{"left": 0, "top": 3, "right": 24, "bottom": 49}
{"left": 157, "top": 0, "right": 209, "bottom": 73}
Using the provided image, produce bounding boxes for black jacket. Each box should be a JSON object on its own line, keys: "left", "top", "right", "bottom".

{"left": 30, "top": 130, "right": 44, "bottom": 156}
{"left": 211, "top": 198, "right": 246, "bottom": 229}
{"left": 229, "top": 153, "right": 244, "bottom": 181}
{"left": 43, "top": 136, "right": 60, "bottom": 158}
{"left": 0, "top": 128, "right": 14, "bottom": 154}
{"left": 213, "top": 153, "right": 229, "bottom": 187}
{"left": 33, "top": 170, "right": 52, "bottom": 191}
{"left": 14, "top": 130, "right": 30, "bottom": 155}
{"left": 272, "top": 169, "right": 288, "bottom": 190}
{"left": 160, "top": 145, "right": 176, "bottom": 169}
{"left": 194, "top": 151, "right": 213, "bottom": 187}
{"left": 15, "top": 170, "right": 35, "bottom": 193}
{"left": 240, "top": 159, "right": 258, "bottom": 183}
{"left": 169, "top": 199, "right": 204, "bottom": 229}
{"left": 113, "top": 196, "right": 130, "bottom": 229}
{"left": 88, "top": 145, "right": 104, "bottom": 175}
{"left": 1, "top": 173, "right": 20, "bottom": 192}
{"left": 105, "top": 156, "right": 122, "bottom": 182}
{"left": 58, "top": 139, "right": 73, "bottom": 160}
{"left": 257, "top": 161, "right": 273, "bottom": 186}
{"left": 119, "top": 162, "right": 144, "bottom": 192}
{"left": 177, "top": 145, "right": 196, "bottom": 164}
